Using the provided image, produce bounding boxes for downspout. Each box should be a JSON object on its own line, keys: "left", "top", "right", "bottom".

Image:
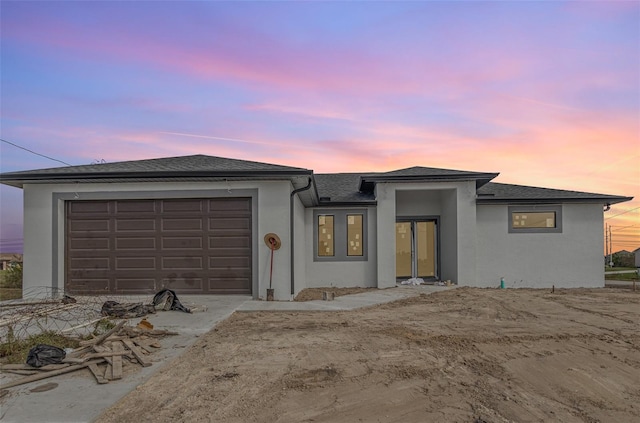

{"left": 290, "top": 177, "right": 313, "bottom": 296}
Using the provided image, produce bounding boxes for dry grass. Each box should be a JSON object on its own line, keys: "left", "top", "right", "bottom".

{"left": 0, "top": 330, "right": 80, "bottom": 364}
{"left": 0, "top": 288, "right": 22, "bottom": 301}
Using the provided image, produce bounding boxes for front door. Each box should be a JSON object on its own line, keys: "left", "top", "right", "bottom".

{"left": 395, "top": 219, "right": 438, "bottom": 280}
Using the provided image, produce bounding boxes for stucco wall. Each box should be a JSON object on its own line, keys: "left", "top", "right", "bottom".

{"left": 21, "top": 180, "right": 294, "bottom": 299}
{"left": 292, "top": 195, "right": 307, "bottom": 297}
{"left": 396, "top": 190, "right": 442, "bottom": 216}
{"left": 476, "top": 203, "right": 605, "bottom": 288}
{"left": 375, "top": 184, "right": 396, "bottom": 288}
{"left": 23, "top": 184, "right": 54, "bottom": 292}
{"left": 304, "top": 207, "right": 377, "bottom": 288}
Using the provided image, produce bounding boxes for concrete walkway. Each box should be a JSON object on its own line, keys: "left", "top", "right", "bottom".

{"left": 238, "top": 284, "right": 452, "bottom": 312}
{"left": 0, "top": 285, "right": 449, "bottom": 423}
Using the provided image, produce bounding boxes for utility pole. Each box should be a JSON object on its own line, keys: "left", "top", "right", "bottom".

{"left": 608, "top": 225, "right": 614, "bottom": 267}
{"left": 605, "top": 224, "right": 609, "bottom": 266}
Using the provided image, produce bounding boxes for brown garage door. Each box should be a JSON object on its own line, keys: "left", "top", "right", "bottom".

{"left": 66, "top": 198, "right": 252, "bottom": 295}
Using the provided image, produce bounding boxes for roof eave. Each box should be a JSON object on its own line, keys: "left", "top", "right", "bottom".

{"left": 0, "top": 169, "right": 314, "bottom": 189}
{"left": 476, "top": 196, "right": 633, "bottom": 205}
{"left": 317, "top": 200, "right": 377, "bottom": 207}
{"left": 358, "top": 172, "right": 500, "bottom": 191}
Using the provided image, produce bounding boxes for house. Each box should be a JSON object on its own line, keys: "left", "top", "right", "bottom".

{"left": 0, "top": 253, "right": 23, "bottom": 271}
{"left": 0, "top": 155, "right": 632, "bottom": 299}
{"left": 635, "top": 248, "right": 640, "bottom": 268}
{"left": 611, "top": 250, "right": 635, "bottom": 267}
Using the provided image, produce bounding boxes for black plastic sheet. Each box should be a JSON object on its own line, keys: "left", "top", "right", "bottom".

{"left": 26, "top": 344, "right": 66, "bottom": 368}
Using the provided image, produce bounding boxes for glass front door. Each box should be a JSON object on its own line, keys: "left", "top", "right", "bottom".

{"left": 395, "top": 220, "right": 437, "bottom": 280}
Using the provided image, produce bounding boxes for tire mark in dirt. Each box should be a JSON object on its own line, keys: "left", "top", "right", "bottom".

{"left": 544, "top": 297, "right": 635, "bottom": 324}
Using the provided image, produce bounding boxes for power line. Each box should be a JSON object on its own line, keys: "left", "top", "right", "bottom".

{"left": 605, "top": 206, "right": 640, "bottom": 221}
{"left": 1, "top": 138, "right": 72, "bottom": 166}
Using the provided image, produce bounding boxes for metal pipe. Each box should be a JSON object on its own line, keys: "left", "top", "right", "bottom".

{"left": 290, "top": 178, "right": 313, "bottom": 295}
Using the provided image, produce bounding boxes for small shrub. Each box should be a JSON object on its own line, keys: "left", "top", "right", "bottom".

{"left": 0, "top": 263, "right": 23, "bottom": 289}
{"left": 93, "top": 318, "right": 116, "bottom": 336}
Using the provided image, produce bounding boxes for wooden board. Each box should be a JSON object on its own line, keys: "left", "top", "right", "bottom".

{"left": 111, "top": 341, "right": 123, "bottom": 380}
{"left": 122, "top": 339, "right": 152, "bottom": 367}
{"left": 88, "top": 363, "right": 109, "bottom": 384}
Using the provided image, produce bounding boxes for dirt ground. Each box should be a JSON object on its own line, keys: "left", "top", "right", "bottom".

{"left": 294, "top": 287, "right": 378, "bottom": 301}
{"left": 97, "top": 288, "right": 640, "bottom": 423}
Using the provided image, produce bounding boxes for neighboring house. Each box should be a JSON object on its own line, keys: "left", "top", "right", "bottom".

{"left": 0, "top": 155, "right": 632, "bottom": 299}
{"left": 635, "top": 248, "right": 640, "bottom": 268}
{"left": 612, "top": 250, "right": 636, "bottom": 268}
{"left": 0, "top": 253, "right": 23, "bottom": 271}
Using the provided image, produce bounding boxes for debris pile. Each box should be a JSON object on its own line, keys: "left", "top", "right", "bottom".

{"left": 1, "top": 288, "right": 195, "bottom": 345}
{"left": 0, "top": 320, "right": 176, "bottom": 390}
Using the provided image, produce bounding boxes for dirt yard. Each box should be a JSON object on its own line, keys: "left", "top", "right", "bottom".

{"left": 97, "top": 288, "right": 640, "bottom": 423}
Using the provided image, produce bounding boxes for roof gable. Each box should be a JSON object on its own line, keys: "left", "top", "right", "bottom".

{"left": 376, "top": 166, "right": 488, "bottom": 177}
{"left": 359, "top": 166, "right": 499, "bottom": 191}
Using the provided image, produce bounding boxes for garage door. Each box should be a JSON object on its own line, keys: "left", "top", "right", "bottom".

{"left": 66, "top": 198, "right": 252, "bottom": 295}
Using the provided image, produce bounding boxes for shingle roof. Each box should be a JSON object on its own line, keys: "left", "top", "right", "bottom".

{"left": 477, "top": 182, "right": 632, "bottom": 204}
{"left": 2, "top": 154, "right": 310, "bottom": 175}
{"left": 315, "top": 173, "right": 376, "bottom": 204}
{"left": 0, "top": 155, "right": 312, "bottom": 188}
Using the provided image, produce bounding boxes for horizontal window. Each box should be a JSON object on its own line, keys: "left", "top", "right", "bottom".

{"left": 512, "top": 212, "right": 555, "bottom": 229}
{"left": 508, "top": 205, "right": 562, "bottom": 233}
{"left": 314, "top": 209, "right": 368, "bottom": 261}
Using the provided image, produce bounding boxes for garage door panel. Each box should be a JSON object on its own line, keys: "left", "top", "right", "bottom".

{"left": 208, "top": 236, "right": 250, "bottom": 248}
{"left": 162, "top": 218, "right": 203, "bottom": 231}
{"left": 115, "top": 237, "right": 156, "bottom": 250}
{"left": 209, "top": 218, "right": 250, "bottom": 230}
{"left": 209, "top": 256, "right": 250, "bottom": 268}
{"left": 162, "top": 256, "right": 203, "bottom": 270}
{"left": 69, "top": 238, "right": 110, "bottom": 251}
{"left": 162, "top": 199, "right": 204, "bottom": 213}
{"left": 115, "top": 278, "right": 156, "bottom": 293}
{"left": 162, "top": 277, "right": 204, "bottom": 291}
{"left": 209, "top": 247, "right": 251, "bottom": 257}
{"left": 70, "top": 220, "right": 110, "bottom": 232}
{"left": 67, "top": 279, "right": 110, "bottom": 292}
{"left": 115, "top": 200, "right": 156, "bottom": 213}
{"left": 70, "top": 257, "right": 110, "bottom": 270}
{"left": 115, "top": 257, "right": 156, "bottom": 270}
{"left": 162, "top": 237, "right": 203, "bottom": 250}
{"left": 66, "top": 198, "right": 252, "bottom": 295}
{"left": 70, "top": 201, "right": 110, "bottom": 213}
{"left": 116, "top": 219, "right": 156, "bottom": 232}
{"left": 208, "top": 198, "right": 250, "bottom": 210}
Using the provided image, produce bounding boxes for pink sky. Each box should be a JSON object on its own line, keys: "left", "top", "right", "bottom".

{"left": 1, "top": 1, "right": 638, "bottom": 254}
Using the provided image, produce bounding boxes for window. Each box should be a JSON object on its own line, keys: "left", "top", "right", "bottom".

{"left": 347, "top": 214, "right": 363, "bottom": 256}
{"left": 508, "top": 205, "right": 562, "bottom": 233}
{"left": 317, "top": 215, "right": 334, "bottom": 256}
{"left": 512, "top": 212, "right": 555, "bottom": 229}
{"left": 314, "top": 209, "right": 368, "bottom": 261}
